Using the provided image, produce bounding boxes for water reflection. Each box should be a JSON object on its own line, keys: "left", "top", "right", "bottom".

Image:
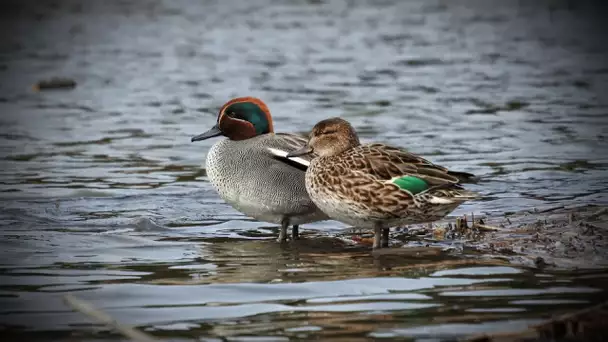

{"left": 1, "top": 245, "right": 604, "bottom": 340}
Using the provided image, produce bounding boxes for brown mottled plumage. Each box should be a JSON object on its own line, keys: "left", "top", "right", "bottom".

{"left": 287, "top": 117, "right": 479, "bottom": 249}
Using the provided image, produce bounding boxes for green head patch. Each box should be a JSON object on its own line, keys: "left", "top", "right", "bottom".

{"left": 223, "top": 102, "right": 271, "bottom": 135}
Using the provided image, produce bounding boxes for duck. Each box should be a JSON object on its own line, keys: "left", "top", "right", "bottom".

{"left": 191, "top": 97, "right": 328, "bottom": 242}
{"left": 286, "top": 117, "right": 479, "bottom": 249}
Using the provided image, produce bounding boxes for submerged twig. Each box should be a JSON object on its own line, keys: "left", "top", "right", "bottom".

{"left": 536, "top": 205, "right": 565, "bottom": 214}
{"left": 588, "top": 207, "right": 608, "bottom": 221}
{"left": 63, "top": 294, "right": 159, "bottom": 342}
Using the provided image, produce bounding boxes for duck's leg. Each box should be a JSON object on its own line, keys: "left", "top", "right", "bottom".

{"left": 291, "top": 225, "right": 300, "bottom": 240}
{"left": 381, "top": 228, "right": 390, "bottom": 248}
{"left": 278, "top": 217, "right": 289, "bottom": 242}
{"left": 373, "top": 224, "right": 382, "bottom": 249}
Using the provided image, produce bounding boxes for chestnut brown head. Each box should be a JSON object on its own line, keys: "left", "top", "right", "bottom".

{"left": 191, "top": 97, "right": 274, "bottom": 142}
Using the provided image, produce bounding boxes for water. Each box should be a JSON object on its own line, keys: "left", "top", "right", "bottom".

{"left": 1, "top": 0, "right": 608, "bottom": 340}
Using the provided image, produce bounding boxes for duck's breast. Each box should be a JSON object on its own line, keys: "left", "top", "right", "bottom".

{"left": 206, "top": 136, "right": 321, "bottom": 224}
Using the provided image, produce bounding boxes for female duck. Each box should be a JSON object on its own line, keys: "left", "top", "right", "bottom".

{"left": 287, "top": 117, "right": 479, "bottom": 249}
{"left": 191, "top": 97, "right": 328, "bottom": 241}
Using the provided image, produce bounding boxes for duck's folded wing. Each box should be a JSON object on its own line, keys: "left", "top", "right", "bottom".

{"left": 266, "top": 133, "right": 314, "bottom": 170}
{"left": 346, "top": 144, "right": 470, "bottom": 186}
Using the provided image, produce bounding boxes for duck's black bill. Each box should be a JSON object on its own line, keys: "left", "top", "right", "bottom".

{"left": 191, "top": 125, "right": 222, "bottom": 142}
{"left": 286, "top": 146, "right": 313, "bottom": 158}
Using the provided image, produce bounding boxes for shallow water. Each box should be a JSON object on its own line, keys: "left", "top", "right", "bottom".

{"left": 1, "top": 0, "right": 608, "bottom": 340}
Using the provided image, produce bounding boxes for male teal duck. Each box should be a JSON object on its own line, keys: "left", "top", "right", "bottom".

{"left": 286, "top": 117, "right": 479, "bottom": 249}
{"left": 191, "top": 97, "right": 328, "bottom": 242}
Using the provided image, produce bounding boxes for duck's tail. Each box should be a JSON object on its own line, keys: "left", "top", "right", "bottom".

{"left": 447, "top": 170, "right": 479, "bottom": 184}
{"left": 424, "top": 187, "right": 481, "bottom": 205}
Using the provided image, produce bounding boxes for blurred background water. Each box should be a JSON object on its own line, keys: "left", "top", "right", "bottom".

{"left": 0, "top": 0, "right": 607, "bottom": 340}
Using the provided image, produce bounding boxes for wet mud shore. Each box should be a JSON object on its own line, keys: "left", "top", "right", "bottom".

{"left": 350, "top": 205, "right": 608, "bottom": 271}
{"left": 469, "top": 205, "right": 608, "bottom": 270}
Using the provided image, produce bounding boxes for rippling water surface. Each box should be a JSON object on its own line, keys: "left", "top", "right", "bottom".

{"left": 1, "top": 0, "right": 607, "bottom": 340}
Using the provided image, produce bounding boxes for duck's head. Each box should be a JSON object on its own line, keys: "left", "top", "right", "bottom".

{"left": 287, "top": 117, "right": 360, "bottom": 158}
{"left": 191, "top": 97, "right": 274, "bottom": 142}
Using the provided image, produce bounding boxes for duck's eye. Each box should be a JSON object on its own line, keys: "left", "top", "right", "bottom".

{"left": 322, "top": 129, "right": 337, "bottom": 135}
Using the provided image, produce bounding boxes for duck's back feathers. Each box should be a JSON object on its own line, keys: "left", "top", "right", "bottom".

{"left": 340, "top": 144, "right": 465, "bottom": 188}
{"left": 309, "top": 143, "right": 480, "bottom": 207}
